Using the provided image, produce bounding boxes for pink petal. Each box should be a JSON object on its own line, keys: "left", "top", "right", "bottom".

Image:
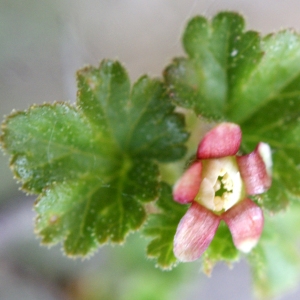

{"left": 237, "top": 142, "right": 272, "bottom": 195}
{"left": 174, "top": 202, "right": 220, "bottom": 262}
{"left": 222, "top": 198, "right": 264, "bottom": 253}
{"left": 197, "top": 123, "right": 242, "bottom": 159}
{"left": 173, "top": 161, "right": 202, "bottom": 204}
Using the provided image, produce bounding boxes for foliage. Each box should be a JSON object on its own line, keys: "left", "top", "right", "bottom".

{"left": 1, "top": 60, "right": 188, "bottom": 255}
{"left": 2, "top": 11, "right": 300, "bottom": 298}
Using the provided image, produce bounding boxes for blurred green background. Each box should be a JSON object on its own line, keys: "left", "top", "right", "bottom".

{"left": 1, "top": 1, "right": 300, "bottom": 299}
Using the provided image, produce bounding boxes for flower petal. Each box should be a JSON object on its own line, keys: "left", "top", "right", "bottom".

{"left": 237, "top": 142, "right": 272, "bottom": 195}
{"left": 197, "top": 123, "right": 242, "bottom": 159}
{"left": 173, "top": 161, "right": 202, "bottom": 204}
{"left": 174, "top": 202, "right": 220, "bottom": 262}
{"left": 222, "top": 198, "right": 264, "bottom": 253}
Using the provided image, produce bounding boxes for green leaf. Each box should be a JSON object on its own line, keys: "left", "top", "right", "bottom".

{"left": 1, "top": 60, "right": 189, "bottom": 256}
{"left": 143, "top": 183, "right": 188, "bottom": 270}
{"left": 242, "top": 122, "right": 300, "bottom": 212}
{"left": 248, "top": 204, "right": 300, "bottom": 298}
{"left": 229, "top": 31, "right": 300, "bottom": 123}
{"left": 164, "top": 12, "right": 262, "bottom": 119}
{"left": 77, "top": 62, "right": 188, "bottom": 162}
{"left": 234, "top": 29, "right": 300, "bottom": 212}
{"left": 1, "top": 104, "right": 115, "bottom": 193}
{"left": 165, "top": 11, "right": 300, "bottom": 212}
{"left": 202, "top": 221, "right": 239, "bottom": 275}
{"left": 35, "top": 159, "right": 158, "bottom": 255}
{"left": 165, "top": 12, "right": 300, "bottom": 122}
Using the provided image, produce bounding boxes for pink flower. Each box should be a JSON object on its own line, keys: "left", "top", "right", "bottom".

{"left": 173, "top": 123, "right": 272, "bottom": 262}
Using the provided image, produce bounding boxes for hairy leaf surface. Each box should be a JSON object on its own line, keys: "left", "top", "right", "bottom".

{"left": 1, "top": 60, "right": 188, "bottom": 255}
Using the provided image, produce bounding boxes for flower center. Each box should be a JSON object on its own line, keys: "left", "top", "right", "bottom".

{"left": 195, "top": 157, "right": 244, "bottom": 213}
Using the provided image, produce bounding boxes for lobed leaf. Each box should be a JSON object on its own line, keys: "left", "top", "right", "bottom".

{"left": 77, "top": 61, "right": 188, "bottom": 162}
{"left": 248, "top": 204, "right": 300, "bottom": 298}
{"left": 1, "top": 60, "right": 188, "bottom": 256}
{"left": 1, "top": 104, "right": 116, "bottom": 193}
{"left": 164, "top": 12, "right": 262, "bottom": 120}
{"left": 242, "top": 123, "right": 300, "bottom": 212}
{"left": 35, "top": 158, "right": 159, "bottom": 255}
{"left": 202, "top": 222, "right": 239, "bottom": 275}
{"left": 143, "top": 183, "right": 188, "bottom": 270}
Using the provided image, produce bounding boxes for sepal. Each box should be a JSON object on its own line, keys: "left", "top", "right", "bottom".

{"left": 174, "top": 202, "right": 220, "bottom": 261}
{"left": 222, "top": 198, "right": 264, "bottom": 253}
{"left": 173, "top": 161, "right": 202, "bottom": 204}
{"left": 197, "top": 123, "right": 241, "bottom": 159}
{"left": 237, "top": 143, "right": 272, "bottom": 195}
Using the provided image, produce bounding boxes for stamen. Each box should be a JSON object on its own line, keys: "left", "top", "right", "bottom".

{"left": 222, "top": 173, "right": 234, "bottom": 191}
{"left": 222, "top": 192, "right": 231, "bottom": 206}
{"left": 214, "top": 196, "right": 223, "bottom": 211}
{"left": 213, "top": 180, "right": 221, "bottom": 191}
{"left": 219, "top": 168, "right": 226, "bottom": 176}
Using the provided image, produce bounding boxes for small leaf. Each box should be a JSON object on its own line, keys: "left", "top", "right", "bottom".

{"left": 242, "top": 123, "right": 300, "bottom": 212}
{"left": 1, "top": 60, "right": 188, "bottom": 256}
{"left": 202, "top": 222, "right": 239, "bottom": 275}
{"left": 248, "top": 205, "right": 300, "bottom": 298}
{"left": 164, "top": 12, "right": 262, "bottom": 120}
{"left": 143, "top": 183, "right": 188, "bottom": 270}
